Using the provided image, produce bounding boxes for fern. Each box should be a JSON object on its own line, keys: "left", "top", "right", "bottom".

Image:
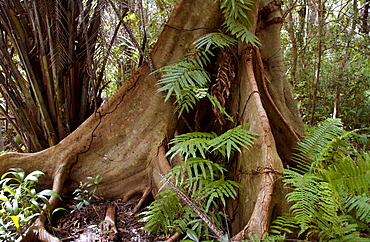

{"left": 270, "top": 213, "right": 299, "bottom": 235}
{"left": 144, "top": 123, "right": 258, "bottom": 239}
{"left": 218, "top": 0, "right": 260, "bottom": 46}
{"left": 197, "top": 178, "right": 240, "bottom": 212}
{"left": 292, "top": 118, "right": 343, "bottom": 174}
{"left": 207, "top": 93, "right": 234, "bottom": 123}
{"left": 209, "top": 125, "right": 257, "bottom": 159}
{"left": 271, "top": 118, "right": 370, "bottom": 241}
{"left": 166, "top": 157, "right": 226, "bottom": 191}
{"left": 166, "top": 125, "right": 257, "bottom": 161}
{"left": 193, "top": 31, "right": 237, "bottom": 51}
{"left": 343, "top": 194, "right": 370, "bottom": 223}
{"left": 156, "top": 59, "right": 211, "bottom": 101}
{"left": 140, "top": 189, "right": 180, "bottom": 235}
{"left": 166, "top": 132, "right": 217, "bottom": 160}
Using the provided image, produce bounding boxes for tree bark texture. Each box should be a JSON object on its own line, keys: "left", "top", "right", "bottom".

{"left": 0, "top": 0, "right": 304, "bottom": 240}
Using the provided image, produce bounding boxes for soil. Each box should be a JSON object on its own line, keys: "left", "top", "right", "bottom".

{"left": 47, "top": 197, "right": 168, "bottom": 242}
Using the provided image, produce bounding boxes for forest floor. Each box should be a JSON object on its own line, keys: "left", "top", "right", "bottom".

{"left": 47, "top": 197, "right": 167, "bottom": 241}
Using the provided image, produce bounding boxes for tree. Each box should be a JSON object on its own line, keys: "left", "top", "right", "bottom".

{"left": 0, "top": 0, "right": 305, "bottom": 240}
{"left": 0, "top": 0, "right": 127, "bottom": 152}
{"left": 281, "top": 0, "right": 370, "bottom": 127}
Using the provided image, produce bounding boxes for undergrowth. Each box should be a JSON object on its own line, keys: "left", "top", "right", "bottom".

{"left": 270, "top": 118, "right": 370, "bottom": 241}
{"left": 0, "top": 168, "right": 62, "bottom": 241}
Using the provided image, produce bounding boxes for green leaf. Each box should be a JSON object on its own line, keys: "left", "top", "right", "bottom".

{"left": 38, "top": 189, "right": 62, "bottom": 200}
{"left": 9, "top": 216, "right": 20, "bottom": 229}
{"left": 186, "top": 228, "right": 199, "bottom": 242}
{"left": 24, "top": 171, "right": 45, "bottom": 183}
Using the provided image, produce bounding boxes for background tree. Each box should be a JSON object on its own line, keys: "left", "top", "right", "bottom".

{"left": 282, "top": 0, "right": 370, "bottom": 128}
{"left": 0, "top": 0, "right": 306, "bottom": 240}
{"left": 0, "top": 0, "right": 130, "bottom": 152}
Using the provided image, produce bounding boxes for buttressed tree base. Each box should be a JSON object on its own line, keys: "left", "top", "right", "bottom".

{"left": 0, "top": 0, "right": 304, "bottom": 240}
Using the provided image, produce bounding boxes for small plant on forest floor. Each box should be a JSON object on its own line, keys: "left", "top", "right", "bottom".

{"left": 0, "top": 168, "right": 62, "bottom": 241}
{"left": 72, "top": 174, "right": 103, "bottom": 212}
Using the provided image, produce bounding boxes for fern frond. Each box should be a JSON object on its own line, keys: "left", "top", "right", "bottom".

{"left": 156, "top": 50, "right": 212, "bottom": 116}
{"left": 140, "top": 189, "right": 180, "bottom": 235}
{"left": 174, "top": 88, "right": 208, "bottom": 118}
{"left": 218, "top": 0, "right": 260, "bottom": 46}
{"left": 270, "top": 213, "right": 299, "bottom": 235}
{"left": 156, "top": 61, "right": 211, "bottom": 102}
{"left": 342, "top": 194, "right": 370, "bottom": 223}
{"left": 193, "top": 32, "right": 237, "bottom": 51}
{"left": 207, "top": 94, "right": 234, "bottom": 123}
{"left": 292, "top": 118, "right": 343, "bottom": 174}
{"left": 225, "top": 21, "right": 261, "bottom": 46}
{"left": 326, "top": 154, "right": 370, "bottom": 195}
{"left": 168, "top": 157, "right": 226, "bottom": 189}
{"left": 209, "top": 125, "right": 257, "bottom": 159}
{"left": 197, "top": 178, "right": 240, "bottom": 212}
{"left": 166, "top": 132, "right": 217, "bottom": 160}
{"left": 283, "top": 169, "right": 340, "bottom": 235}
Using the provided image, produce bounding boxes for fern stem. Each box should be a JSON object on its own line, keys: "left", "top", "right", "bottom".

{"left": 159, "top": 173, "right": 225, "bottom": 239}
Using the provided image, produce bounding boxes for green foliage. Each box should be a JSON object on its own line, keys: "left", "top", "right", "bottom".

{"left": 156, "top": 0, "right": 260, "bottom": 118}
{"left": 282, "top": 0, "right": 370, "bottom": 127}
{"left": 142, "top": 126, "right": 256, "bottom": 239}
{"left": 209, "top": 125, "right": 257, "bottom": 159}
{"left": 72, "top": 175, "right": 102, "bottom": 212}
{"left": 193, "top": 32, "right": 238, "bottom": 51}
{"left": 270, "top": 119, "right": 370, "bottom": 241}
{"left": 0, "top": 168, "right": 62, "bottom": 241}
{"left": 292, "top": 118, "right": 343, "bottom": 173}
{"left": 156, "top": 49, "right": 212, "bottom": 116}
{"left": 167, "top": 125, "right": 257, "bottom": 161}
{"left": 140, "top": 189, "right": 180, "bottom": 235}
{"left": 218, "top": 0, "right": 260, "bottom": 46}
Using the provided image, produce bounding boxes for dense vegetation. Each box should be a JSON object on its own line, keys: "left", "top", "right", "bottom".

{"left": 0, "top": 0, "right": 368, "bottom": 241}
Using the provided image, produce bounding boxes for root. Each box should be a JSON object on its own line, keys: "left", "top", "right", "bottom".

{"left": 133, "top": 187, "right": 152, "bottom": 214}
{"left": 103, "top": 205, "right": 118, "bottom": 240}
{"left": 20, "top": 216, "right": 60, "bottom": 242}
{"left": 165, "top": 232, "right": 182, "bottom": 242}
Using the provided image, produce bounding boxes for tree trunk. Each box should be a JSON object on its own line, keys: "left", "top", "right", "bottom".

{"left": 0, "top": 0, "right": 304, "bottom": 240}
{"left": 309, "top": 0, "right": 325, "bottom": 125}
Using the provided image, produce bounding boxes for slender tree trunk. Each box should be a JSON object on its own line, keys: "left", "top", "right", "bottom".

{"left": 0, "top": 0, "right": 304, "bottom": 240}
{"left": 333, "top": 0, "right": 357, "bottom": 118}
{"left": 361, "top": 0, "right": 369, "bottom": 34}
{"left": 310, "top": 0, "right": 325, "bottom": 125}
{"left": 286, "top": 1, "right": 298, "bottom": 86}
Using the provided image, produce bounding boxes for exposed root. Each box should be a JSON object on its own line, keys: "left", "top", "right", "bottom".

{"left": 133, "top": 187, "right": 152, "bottom": 214}
{"left": 230, "top": 45, "right": 280, "bottom": 240}
{"left": 20, "top": 216, "right": 60, "bottom": 242}
{"left": 165, "top": 232, "right": 182, "bottom": 242}
{"left": 103, "top": 205, "right": 118, "bottom": 240}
